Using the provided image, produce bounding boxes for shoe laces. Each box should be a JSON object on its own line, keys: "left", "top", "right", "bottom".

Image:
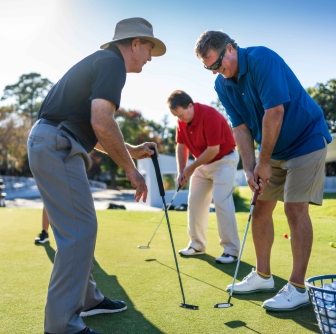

{"left": 278, "top": 283, "right": 294, "bottom": 299}
{"left": 242, "top": 269, "right": 258, "bottom": 282}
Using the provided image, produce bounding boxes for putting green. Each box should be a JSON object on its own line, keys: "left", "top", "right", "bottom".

{"left": 0, "top": 187, "right": 335, "bottom": 333}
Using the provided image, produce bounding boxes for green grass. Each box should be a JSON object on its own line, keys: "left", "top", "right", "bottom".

{"left": 1, "top": 187, "right": 335, "bottom": 333}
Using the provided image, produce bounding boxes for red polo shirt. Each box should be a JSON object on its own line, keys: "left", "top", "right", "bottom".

{"left": 176, "top": 102, "right": 236, "bottom": 163}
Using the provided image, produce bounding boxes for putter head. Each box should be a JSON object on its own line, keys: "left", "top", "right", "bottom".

{"left": 138, "top": 245, "right": 150, "bottom": 249}
{"left": 180, "top": 303, "right": 199, "bottom": 310}
{"left": 214, "top": 302, "right": 233, "bottom": 308}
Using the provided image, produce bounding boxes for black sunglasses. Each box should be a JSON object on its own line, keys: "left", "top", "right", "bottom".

{"left": 204, "top": 48, "right": 226, "bottom": 71}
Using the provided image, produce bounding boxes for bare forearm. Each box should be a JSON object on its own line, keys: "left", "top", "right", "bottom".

{"left": 233, "top": 124, "right": 256, "bottom": 172}
{"left": 95, "top": 141, "right": 133, "bottom": 156}
{"left": 125, "top": 143, "right": 136, "bottom": 155}
{"left": 259, "top": 105, "right": 284, "bottom": 163}
{"left": 189, "top": 146, "right": 219, "bottom": 169}
{"left": 91, "top": 101, "right": 136, "bottom": 173}
{"left": 177, "top": 143, "right": 188, "bottom": 173}
{"left": 125, "top": 143, "right": 156, "bottom": 159}
{"left": 94, "top": 119, "right": 136, "bottom": 172}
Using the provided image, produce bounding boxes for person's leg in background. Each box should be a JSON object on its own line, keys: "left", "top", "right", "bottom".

{"left": 35, "top": 206, "right": 50, "bottom": 244}
{"left": 210, "top": 151, "right": 240, "bottom": 263}
{"left": 179, "top": 166, "right": 213, "bottom": 255}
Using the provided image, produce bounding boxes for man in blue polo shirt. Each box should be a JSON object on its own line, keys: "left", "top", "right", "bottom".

{"left": 195, "top": 31, "right": 331, "bottom": 312}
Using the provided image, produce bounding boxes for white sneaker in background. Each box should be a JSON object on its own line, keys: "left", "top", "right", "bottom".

{"left": 178, "top": 247, "right": 205, "bottom": 256}
{"left": 215, "top": 253, "right": 238, "bottom": 264}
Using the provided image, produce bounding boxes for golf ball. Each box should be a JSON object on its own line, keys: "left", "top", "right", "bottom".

{"left": 327, "top": 306, "right": 336, "bottom": 318}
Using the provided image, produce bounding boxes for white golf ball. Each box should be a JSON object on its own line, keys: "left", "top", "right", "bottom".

{"left": 317, "top": 299, "right": 325, "bottom": 308}
{"left": 324, "top": 293, "right": 335, "bottom": 302}
{"left": 323, "top": 316, "right": 336, "bottom": 326}
{"left": 323, "top": 284, "right": 333, "bottom": 290}
{"left": 327, "top": 309, "right": 336, "bottom": 318}
{"left": 321, "top": 315, "right": 328, "bottom": 324}
{"left": 319, "top": 308, "right": 327, "bottom": 316}
{"left": 322, "top": 323, "right": 329, "bottom": 332}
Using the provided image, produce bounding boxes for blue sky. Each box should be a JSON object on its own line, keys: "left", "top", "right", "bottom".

{"left": 0, "top": 0, "right": 335, "bottom": 126}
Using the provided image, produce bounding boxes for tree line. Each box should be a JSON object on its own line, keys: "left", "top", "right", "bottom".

{"left": 0, "top": 72, "right": 176, "bottom": 187}
{"left": 0, "top": 73, "right": 335, "bottom": 186}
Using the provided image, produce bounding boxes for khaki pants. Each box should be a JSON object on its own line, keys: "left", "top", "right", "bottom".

{"left": 187, "top": 150, "right": 240, "bottom": 256}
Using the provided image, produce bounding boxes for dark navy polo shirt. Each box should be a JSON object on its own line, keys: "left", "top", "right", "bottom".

{"left": 215, "top": 46, "right": 332, "bottom": 160}
{"left": 38, "top": 45, "right": 126, "bottom": 152}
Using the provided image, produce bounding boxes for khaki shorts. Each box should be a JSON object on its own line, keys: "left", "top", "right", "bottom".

{"left": 259, "top": 144, "right": 328, "bottom": 205}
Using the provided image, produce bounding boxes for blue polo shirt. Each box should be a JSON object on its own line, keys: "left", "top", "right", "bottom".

{"left": 215, "top": 46, "right": 332, "bottom": 160}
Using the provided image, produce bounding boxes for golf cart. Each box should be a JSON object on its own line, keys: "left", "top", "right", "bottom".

{"left": 0, "top": 178, "right": 6, "bottom": 207}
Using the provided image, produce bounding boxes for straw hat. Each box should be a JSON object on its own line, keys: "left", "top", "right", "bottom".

{"left": 100, "top": 17, "right": 166, "bottom": 57}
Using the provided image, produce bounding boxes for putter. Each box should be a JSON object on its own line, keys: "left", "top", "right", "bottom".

{"left": 138, "top": 185, "right": 182, "bottom": 249}
{"left": 214, "top": 188, "right": 260, "bottom": 308}
{"left": 151, "top": 153, "right": 199, "bottom": 310}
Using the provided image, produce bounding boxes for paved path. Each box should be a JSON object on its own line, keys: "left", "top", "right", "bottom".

{"left": 4, "top": 189, "right": 161, "bottom": 212}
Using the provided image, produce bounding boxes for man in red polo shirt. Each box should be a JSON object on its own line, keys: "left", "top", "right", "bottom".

{"left": 167, "top": 90, "right": 240, "bottom": 263}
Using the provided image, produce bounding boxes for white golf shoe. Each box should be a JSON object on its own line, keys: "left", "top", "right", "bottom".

{"left": 262, "top": 282, "right": 310, "bottom": 311}
{"left": 226, "top": 268, "right": 275, "bottom": 294}
{"left": 215, "top": 253, "right": 238, "bottom": 264}
{"left": 178, "top": 247, "right": 205, "bottom": 256}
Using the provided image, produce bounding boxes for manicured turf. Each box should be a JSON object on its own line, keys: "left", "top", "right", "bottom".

{"left": 0, "top": 187, "right": 335, "bottom": 333}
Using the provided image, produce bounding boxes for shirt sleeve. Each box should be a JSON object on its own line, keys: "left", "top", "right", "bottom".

{"left": 249, "top": 49, "right": 290, "bottom": 110}
{"left": 215, "top": 78, "right": 244, "bottom": 128}
{"left": 176, "top": 121, "right": 185, "bottom": 144}
{"left": 90, "top": 57, "right": 126, "bottom": 109}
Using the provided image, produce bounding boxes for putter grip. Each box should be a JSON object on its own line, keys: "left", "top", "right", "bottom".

{"left": 151, "top": 153, "right": 165, "bottom": 197}
{"left": 251, "top": 188, "right": 259, "bottom": 205}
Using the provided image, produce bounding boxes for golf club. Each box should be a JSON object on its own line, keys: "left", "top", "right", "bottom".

{"left": 151, "top": 153, "right": 199, "bottom": 310}
{"left": 138, "top": 185, "right": 181, "bottom": 249}
{"left": 214, "top": 188, "right": 260, "bottom": 309}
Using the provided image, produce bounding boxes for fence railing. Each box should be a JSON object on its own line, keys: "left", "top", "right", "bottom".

{"left": 325, "top": 176, "right": 336, "bottom": 193}
{"left": 0, "top": 176, "right": 107, "bottom": 194}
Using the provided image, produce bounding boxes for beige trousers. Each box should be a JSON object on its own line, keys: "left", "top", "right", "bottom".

{"left": 187, "top": 150, "right": 240, "bottom": 256}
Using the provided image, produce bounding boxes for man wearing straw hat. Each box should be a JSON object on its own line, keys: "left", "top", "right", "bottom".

{"left": 27, "top": 18, "right": 165, "bottom": 334}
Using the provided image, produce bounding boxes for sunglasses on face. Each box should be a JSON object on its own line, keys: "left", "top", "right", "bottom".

{"left": 204, "top": 48, "right": 226, "bottom": 71}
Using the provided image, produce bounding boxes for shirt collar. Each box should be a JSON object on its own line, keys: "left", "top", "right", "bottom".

{"left": 218, "top": 46, "right": 247, "bottom": 87}
{"left": 105, "top": 44, "right": 125, "bottom": 63}
{"left": 237, "top": 47, "right": 247, "bottom": 78}
{"left": 189, "top": 103, "right": 200, "bottom": 127}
